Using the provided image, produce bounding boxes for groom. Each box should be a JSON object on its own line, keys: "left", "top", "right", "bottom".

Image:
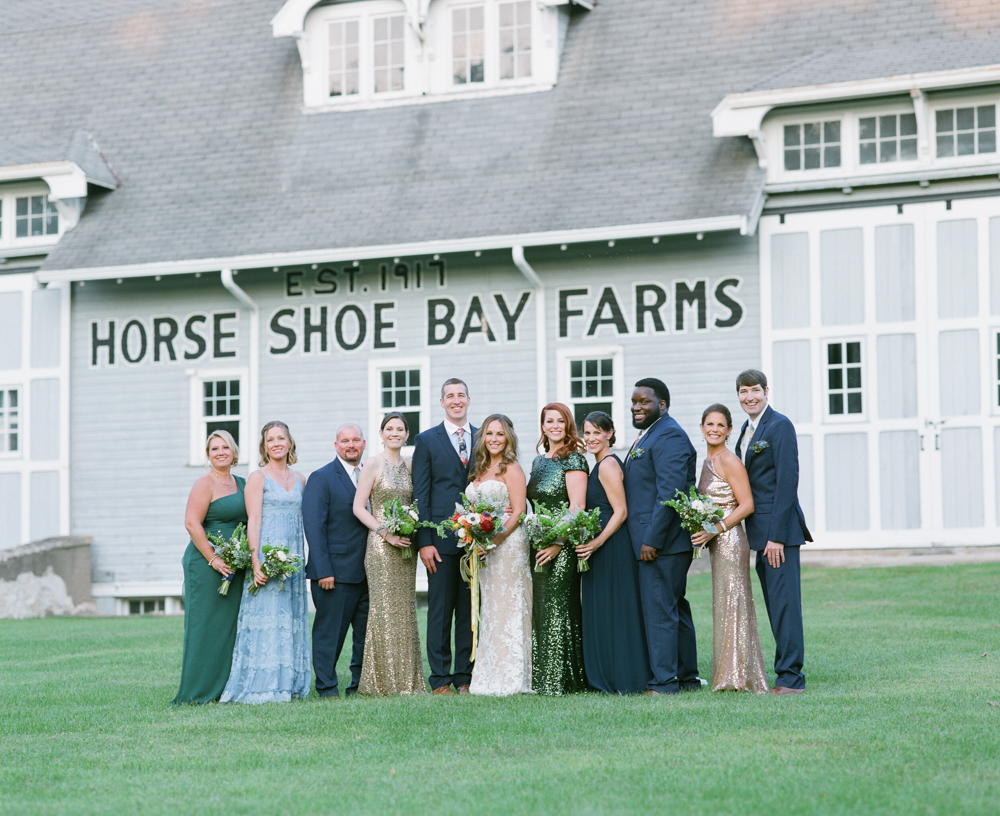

{"left": 623, "top": 377, "right": 699, "bottom": 695}
{"left": 302, "top": 423, "right": 370, "bottom": 698}
{"left": 412, "top": 378, "right": 477, "bottom": 695}
{"left": 734, "top": 369, "right": 811, "bottom": 694}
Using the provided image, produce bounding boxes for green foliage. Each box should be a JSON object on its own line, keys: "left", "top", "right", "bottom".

{"left": 1, "top": 564, "right": 999, "bottom": 815}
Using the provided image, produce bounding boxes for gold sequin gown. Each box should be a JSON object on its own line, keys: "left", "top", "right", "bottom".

{"left": 358, "top": 459, "right": 426, "bottom": 696}
{"left": 699, "top": 457, "right": 768, "bottom": 694}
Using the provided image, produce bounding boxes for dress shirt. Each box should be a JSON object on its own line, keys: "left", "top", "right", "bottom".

{"left": 337, "top": 456, "right": 362, "bottom": 486}
{"left": 443, "top": 418, "right": 473, "bottom": 458}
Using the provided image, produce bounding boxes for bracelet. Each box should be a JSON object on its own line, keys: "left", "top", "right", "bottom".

{"left": 208, "top": 555, "right": 219, "bottom": 567}
{"left": 376, "top": 525, "right": 388, "bottom": 539}
{"left": 719, "top": 520, "right": 727, "bottom": 533}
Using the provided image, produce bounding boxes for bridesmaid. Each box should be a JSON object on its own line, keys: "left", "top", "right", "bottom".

{"left": 352, "top": 412, "right": 425, "bottom": 696}
{"left": 691, "top": 404, "right": 768, "bottom": 693}
{"left": 526, "top": 402, "right": 588, "bottom": 695}
{"left": 173, "top": 430, "right": 247, "bottom": 704}
{"left": 221, "top": 421, "right": 311, "bottom": 703}
{"left": 576, "top": 412, "right": 651, "bottom": 694}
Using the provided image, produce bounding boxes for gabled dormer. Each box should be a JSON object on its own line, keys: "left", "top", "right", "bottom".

{"left": 272, "top": 0, "right": 591, "bottom": 111}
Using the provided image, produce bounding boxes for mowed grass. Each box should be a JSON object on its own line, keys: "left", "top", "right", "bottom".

{"left": 1, "top": 565, "right": 999, "bottom": 816}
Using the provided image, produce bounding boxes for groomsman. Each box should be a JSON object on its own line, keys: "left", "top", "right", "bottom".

{"left": 412, "top": 378, "right": 477, "bottom": 695}
{"left": 734, "top": 369, "right": 812, "bottom": 694}
{"left": 302, "top": 424, "right": 370, "bottom": 698}
{"left": 623, "top": 378, "right": 700, "bottom": 695}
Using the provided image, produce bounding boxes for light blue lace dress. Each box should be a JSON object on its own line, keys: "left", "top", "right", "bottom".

{"left": 221, "top": 475, "right": 311, "bottom": 704}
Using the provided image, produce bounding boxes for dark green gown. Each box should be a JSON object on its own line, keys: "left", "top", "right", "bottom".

{"left": 526, "top": 453, "right": 589, "bottom": 695}
{"left": 172, "top": 478, "right": 247, "bottom": 704}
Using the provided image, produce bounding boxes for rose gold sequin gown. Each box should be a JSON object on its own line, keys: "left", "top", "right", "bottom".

{"left": 699, "top": 457, "right": 768, "bottom": 693}
{"left": 358, "top": 460, "right": 426, "bottom": 696}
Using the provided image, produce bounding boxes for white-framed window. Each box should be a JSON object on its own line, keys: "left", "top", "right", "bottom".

{"left": 128, "top": 598, "right": 165, "bottom": 616}
{"left": 15, "top": 195, "right": 59, "bottom": 238}
{"left": 0, "top": 387, "right": 20, "bottom": 455}
{"left": 783, "top": 121, "right": 841, "bottom": 171}
{"left": 993, "top": 330, "right": 1000, "bottom": 409}
{"left": 452, "top": 5, "right": 485, "bottom": 85}
{"left": 373, "top": 14, "right": 405, "bottom": 93}
{"left": 328, "top": 19, "right": 360, "bottom": 97}
{"left": 859, "top": 113, "right": 917, "bottom": 164}
{"left": 498, "top": 1, "right": 531, "bottom": 80}
{"left": 367, "top": 357, "right": 430, "bottom": 455}
{"left": 936, "top": 105, "right": 996, "bottom": 157}
{"left": 825, "top": 339, "right": 865, "bottom": 419}
{"left": 556, "top": 346, "right": 626, "bottom": 447}
{"left": 188, "top": 368, "right": 248, "bottom": 466}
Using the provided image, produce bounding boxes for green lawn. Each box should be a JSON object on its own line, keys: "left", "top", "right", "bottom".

{"left": 1, "top": 564, "right": 998, "bottom": 816}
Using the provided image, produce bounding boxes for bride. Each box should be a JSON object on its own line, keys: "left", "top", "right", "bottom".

{"left": 467, "top": 414, "right": 532, "bottom": 696}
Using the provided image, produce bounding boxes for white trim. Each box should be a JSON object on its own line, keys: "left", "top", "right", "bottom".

{"left": 187, "top": 367, "right": 250, "bottom": 467}
{"left": 555, "top": 345, "right": 626, "bottom": 450}
{"left": 367, "top": 356, "right": 431, "bottom": 456}
{"left": 36, "top": 215, "right": 749, "bottom": 283}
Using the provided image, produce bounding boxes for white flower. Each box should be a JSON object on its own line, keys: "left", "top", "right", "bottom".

{"left": 466, "top": 513, "right": 481, "bottom": 526}
{"left": 275, "top": 550, "right": 288, "bottom": 562}
{"left": 407, "top": 509, "right": 420, "bottom": 521}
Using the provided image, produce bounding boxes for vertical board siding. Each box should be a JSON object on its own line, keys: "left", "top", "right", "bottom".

{"left": 875, "top": 224, "right": 916, "bottom": 322}
{"left": 990, "top": 217, "right": 1000, "bottom": 316}
{"left": 940, "top": 426, "right": 984, "bottom": 528}
{"left": 29, "top": 471, "right": 60, "bottom": 541}
{"left": 0, "top": 472, "right": 20, "bottom": 549}
{"left": 0, "top": 292, "right": 22, "bottom": 370}
{"left": 876, "top": 333, "right": 918, "bottom": 419}
{"left": 30, "top": 288, "right": 61, "bottom": 368}
{"left": 797, "top": 434, "right": 814, "bottom": 529}
{"left": 30, "top": 379, "right": 61, "bottom": 461}
{"left": 879, "top": 430, "right": 921, "bottom": 529}
{"left": 820, "top": 228, "right": 865, "bottom": 326}
{"left": 824, "top": 432, "right": 870, "bottom": 531}
{"left": 994, "top": 426, "right": 1000, "bottom": 524}
{"left": 937, "top": 219, "right": 978, "bottom": 319}
{"left": 772, "top": 340, "right": 812, "bottom": 424}
{"left": 938, "top": 329, "right": 980, "bottom": 417}
{"left": 771, "top": 233, "right": 810, "bottom": 329}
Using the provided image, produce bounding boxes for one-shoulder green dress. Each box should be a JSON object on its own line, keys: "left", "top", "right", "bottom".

{"left": 526, "top": 453, "right": 589, "bottom": 695}
{"left": 172, "top": 477, "right": 247, "bottom": 704}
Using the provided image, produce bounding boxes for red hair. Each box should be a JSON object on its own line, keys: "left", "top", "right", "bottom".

{"left": 536, "top": 402, "right": 585, "bottom": 460}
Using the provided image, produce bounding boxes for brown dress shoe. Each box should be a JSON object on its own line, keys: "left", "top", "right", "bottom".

{"left": 767, "top": 686, "right": 805, "bottom": 695}
{"left": 432, "top": 685, "right": 454, "bottom": 696}
{"left": 644, "top": 689, "right": 661, "bottom": 696}
{"left": 457, "top": 684, "right": 471, "bottom": 695}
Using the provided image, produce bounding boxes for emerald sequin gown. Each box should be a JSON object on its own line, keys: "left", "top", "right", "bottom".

{"left": 172, "top": 478, "right": 247, "bottom": 704}
{"left": 526, "top": 453, "right": 589, "bottom": 695}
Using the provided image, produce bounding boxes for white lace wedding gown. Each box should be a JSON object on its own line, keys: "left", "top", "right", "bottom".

{"left": 467, "top": 480, "right": 533, "bottom": 696}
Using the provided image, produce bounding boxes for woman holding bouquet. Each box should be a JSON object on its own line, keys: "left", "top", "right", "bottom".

{"left": 173, "top": 430, "right": 247, "bottom": 705}
{"left": 352, "top": 412, "right": 425, "bottom": 695}
{"left": 467, "top": 415, "right": 531, "bottom": 696}
{"left": 690, "top": 404, "right": 768, "bottom": 693}
{"left": 221, "top": 421, "right": 311, "bottom": 704}
{"left": 526, "top": 403, "right": 589, "bottom": 695}
{"left": 577, "top": 412, "right": 651, "bottom": 694}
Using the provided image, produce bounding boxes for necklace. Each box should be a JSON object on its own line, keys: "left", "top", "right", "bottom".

{"left": 210, "top": 470, "right": 234, "bottom": 488}
{"left": 266, "top": 465, "right": 293, "bottom": 487}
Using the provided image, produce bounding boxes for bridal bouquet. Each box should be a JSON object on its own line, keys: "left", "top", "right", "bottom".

{"left": 435, "top": 494, "right": 507, "bottom": 661}
{"left": 247, "top": 542, "right": 303, "bottom": 594}
{"left": 207, "top": 523, "right": 253, "bottom": 595}
{"left": 662, "top": 487, "right": 725, "bottom": 559}
{"left": 382, "top": 497, "right": 421, "bottom": 559}
{"left": 553, "top": 506, "right": 603, "bottom": 573}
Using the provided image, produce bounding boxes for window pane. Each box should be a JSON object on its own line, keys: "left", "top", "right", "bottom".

{"left": 230, "top": 380, "right": 239, "bottom": 396}
{"left": 585, "top": 359, "right": 597, "bottom": 376}
{"left": 230, "top": 399, "right": 240, "bottom": 415}
{"left": 824, "top": 145, "right": 841, "bottom": 167}
{"left": 859, "top": 117, "right": 876, "bottom": 140}
{"left": 803, "top": 123, "right": 821, "bottom": 145}
{"left": 828, "top": 369, "right": 844, "bottom": 390}
{"left": 803, "top": 147, "right": 820, "bottom": 169}
{"left": 31, "top": 216, "right": 43, "bottom": 236}
{"left": 204, "top": 382, "right": 213, "bottom": 398}
{"left": 500, "top": 54, "right": 514, "bottom": 79}
{"left": 847, "top": 393, "right": 863, "bottom": 414}
{"left": 900, "top": 138, "right": 918, "bottom": 161}
{"left": 517, "top": 1, "right": 530, "bottom": 23}
{"left": 979, "top": 105, "right": 996, "bottom": 129}
{"left": 847, "top": 367, "right": 862, "bottom": 389}
{"left": 470, "top": 59, "right": 483, "bottom": 83}
{"left": 571, "top": 381, "right": 582, "bottom": 399}
{"left": 453, "top": 9, "right": 466, "bottom": 32}
{"left": 409, "top": 389, "right": 420, "bottom": 405}
{"left": 784, "top": 149, "right": 801, "bottom": 171}
{"left": 204, "top": 399, "right": 214, "bottom": 417}
{"left": 878, "top": 115, "right": 896, "bottom": 138}
{"left": 382, "top": 392, "right": 392, "bottom": 408}
{"left": 847, "top": 342, "right": 861, "bottom": 363}
{"left": 394, "top": 370, "right": 405, "bottom": 387}
{"left": 937, "top": 134, "right": 954, "bottom": 157}
{"left": 30, "top": 196, "right": 43, "bottom": 215}
{"left": 374, "top": 16, "right": 386, "bottom": 39}
{"left": 957, "top": 131, "right": 975, "bottom": 155}
{"left": 470, "top": 6, "right": 483, "bottom": 28}
{"left": 16, "top": 197, "right": 27, "bottom": 216}
{"left": 784, "top": 125, "right": 800, "bottom": 147}
{"left": 395, "top": 389, "right": 406, "bottom": 406}
{"left": 601, "top": 379, "right": 613, "bottom": 397}
{"left": 585, "top": 380, "right": 598, "bottom": 398}
{"left": 216, "top": 398, "right": 226, "bottom": 415}
{"left": 828, "top": 344, "right": 842, "bottom": 364}
{"left": 956, "top": 107, "right": 975, "bottom": 131}
{"left": 409, "top": 369, "right": 420, "bottom": 387}
{"left": 936, "top": 109, "right": 954, "bottom": 133}
{"left": 880, "top": 140, "right": 897, "bottom": 162}
{"left": 570, "top": 360, "right": 582, "bottom": 377}
{"left": 979, "top": 129, "right": 996, "bottom": 154}
{"left": 601, "top": 359, "right": 612, "bottom": 376}
{"left": 900, "top": 113, "right": 917, "bottom": 136}
{"left": 829, "top": 394, "right": 844, "bottom": 415}
{"left": 824, "top": 121, "right": 840, "bottom": 142}
{"left": 859, "top": 142, "right": 877, "bottom": 164}
{"left": 382, "top": 371, "right": 392, "bottom": 389}
{"left": 499, "top": 2, "right": 513, "bottom": 25}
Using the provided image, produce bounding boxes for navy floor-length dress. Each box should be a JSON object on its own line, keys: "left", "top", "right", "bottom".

{"left": 581, "top": 455, "right": 651, "bottom": 694}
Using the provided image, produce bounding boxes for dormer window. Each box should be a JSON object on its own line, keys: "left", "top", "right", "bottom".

{"left": 499, "top": 1, "right": 531, "bottom": 80}
{"left": 859, "top": 113, "right": 917, "bottom": 164}
{"left": 935, "top": 105, "right": 996, "bottom": 157}
{"left": 783, "top": 121, "right": 841, "bottom": 171}
{"left": 373, "top": 14, "right": 405, "bottom": 93}
{"left": 16, "top": 195, "right": 59, "bottom": 238}
{"left": 328, "top": 20, "right": 360, "bottom": 97}
{"left": 452, "top": 5, "right": 485, "bottom": 85}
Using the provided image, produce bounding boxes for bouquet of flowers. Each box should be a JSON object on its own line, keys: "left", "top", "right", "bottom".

{"left": 382, "top": 497, "right": 421, "bottom": 559}
{"left": 206, "top": 523, "right": 253, "bottom": 595}
{"left": 662, "top": 486, "right": 725, "bottom": 559}
{"left": 553, "top": 505, "right": 603, "bottom": 573}
{"left": 247, "top": 541, "right": 303, "bottom": 594}
{"left": 519, "top": 503, "right": 563, "bottom": 570}
{"left": 435, "top": 494, "right": 507, "bottom": 661}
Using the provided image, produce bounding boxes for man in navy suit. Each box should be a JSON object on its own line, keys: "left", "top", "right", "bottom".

{"left": 412, "top": 378, "right": 477, "bottom": 695}
{"left": 623, "top": 378, "right": 699, "bottom": 695}
{"left": 734, "top": 369, "right": 812, "bottom": 694}
{"left": 302, "top": 423, "right": 370, "bottom": 698}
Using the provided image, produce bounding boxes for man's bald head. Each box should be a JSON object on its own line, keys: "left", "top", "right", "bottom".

{"left": 335, "top": 424, "right": 366, "bottom": 465}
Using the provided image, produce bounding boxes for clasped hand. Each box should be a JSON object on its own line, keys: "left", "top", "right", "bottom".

{"left": 574, "top": 539, "right": 600, "bottom": 562}
{"left": 252, "top": 561, "right": 268, "bottom": 587}
{"left": 383, "top": 532, "right": 411, "bottom": 550}
{"left": 211, "top": 560, "right": 233, "bottom": 578}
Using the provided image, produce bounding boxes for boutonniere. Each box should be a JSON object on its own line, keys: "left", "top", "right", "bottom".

{"left": 751, "top": 440, "right": 770, "bottom": 454}
{"left": 629, "top": 448, "right": 645, "bottom": 460}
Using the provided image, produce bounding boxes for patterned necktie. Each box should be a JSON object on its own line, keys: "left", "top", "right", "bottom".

{"left": 456, "top": 428, "right": 468, "bottom": 465}
{"left": 352, "top": 466, "right": 361, "bottom": 485}
{"left": 744, "top": 423, "right": 755, "bottom": 459}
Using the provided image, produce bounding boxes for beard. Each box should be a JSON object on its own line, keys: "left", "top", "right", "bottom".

{"left": 632, "top": 409, "right": 661, "bottom": 430}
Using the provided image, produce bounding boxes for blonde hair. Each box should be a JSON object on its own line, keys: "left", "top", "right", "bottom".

{"left": 205, "top": 430, "right": 239, "bottom": 466}
{"left": 258, "top": 421, "right": 298, "bottom": 467}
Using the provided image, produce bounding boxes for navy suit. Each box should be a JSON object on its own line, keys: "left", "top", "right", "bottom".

{"left": 735, "top": 404, "right": 811, "bottom": 690}
{"left": 412, "top": 421, "right": 477, "bottom": 690}
{"left": 623, "top": 413, "right": 699, "bottom": 694}
{"left": 302, "top": 459, "right": 370, "bottom": 697}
